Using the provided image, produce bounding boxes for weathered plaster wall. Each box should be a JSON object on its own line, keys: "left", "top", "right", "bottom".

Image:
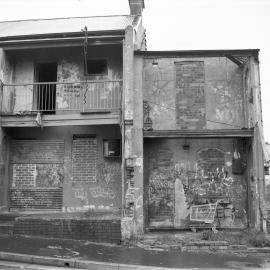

{"left": 1, "top": 49, "right": 13, "bottom": 113}
{"left": 144, "top": 138, "right": 248, "bottom": 229}
{"left": 143, "top": 57, "right": 244, "bottom": 130}
{"left": 6, "top": 125, "right": 122, "bottom": 212}
{"left": 12, "top": 61, "right": 34, "bottom": 112}
{"left": 0, "top": 49, "right": 11, "bottom": 209}
{"left": 3, "top": 45, "right": 122, "bottom": 113}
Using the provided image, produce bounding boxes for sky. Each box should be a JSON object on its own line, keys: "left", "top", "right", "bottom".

{"left": 0, "top": 0, "right": 269, "bottom": 141}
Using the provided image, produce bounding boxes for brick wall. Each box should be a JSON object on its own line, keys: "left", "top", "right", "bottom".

{"left": 197, "top": 148, "right": 225, "bottom": 173}
{"left": 12, "top": 164, "right": 36, "bottom": 188}
{"left": 9, "top": 188, "right": 63, "bottom": 210}
{"left": 72, "top": 136, "right": 97, "bottom": 184}
{"left": 9, "top": 139, "right": 64, "bottom": 210}
{"left": 175, "top": 61, "right": 206, "bottom": 129}
{"left": 11, "top": 140, "right": 64, "bottom": 164}
{"left": 13, "top": 218, "right": 121, "bottom": 243}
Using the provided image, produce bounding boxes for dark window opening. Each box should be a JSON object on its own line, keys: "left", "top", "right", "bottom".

{"left": 36, "top": 62, "right": 57, "bottom": 114}
{"left": 103, "top": 139, "right": 121, "bottom": 157}
{"left": 86, "top": 59, "right": 108, "bottom": 75}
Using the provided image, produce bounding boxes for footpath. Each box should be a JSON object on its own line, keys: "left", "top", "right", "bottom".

{"left": 0, "top": 234, "right": 270, "bottom": 269}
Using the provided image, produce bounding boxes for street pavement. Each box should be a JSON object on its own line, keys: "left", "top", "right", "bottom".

{"left": 0, "top": 235, "right": 270, "bottom": 269}
{"left": 0, "top": 260, "right": 81, "bottom": 270}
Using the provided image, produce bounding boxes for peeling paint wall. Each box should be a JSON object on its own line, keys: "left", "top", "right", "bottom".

{"left": 3, "top": 45, "right": 122, "bottom": 113}
{"left": 0, "top": 49, "right": 11, "bottom": 209}
{"left": 13, "top": 61, "right": 34, "bottom": 112}
{"left": 1, "top": 49, "right": 13, "bottom": 113}
{"left": 6, "top": 125, "right": 122, "bottom": 213}
{"left": 144, "top": 138, "right": 248, "bottom": 229}
{"left": 143, "top": 57, "right": 243, "bottom": 130}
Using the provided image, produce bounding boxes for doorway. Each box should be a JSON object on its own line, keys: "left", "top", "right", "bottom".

{"left": 36, "top": 62, "right": 57, "bottom": 113}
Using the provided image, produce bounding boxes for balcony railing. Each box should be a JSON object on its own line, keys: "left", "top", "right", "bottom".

{"left": 1, "top": 80, "right": 122, "bottom": 114}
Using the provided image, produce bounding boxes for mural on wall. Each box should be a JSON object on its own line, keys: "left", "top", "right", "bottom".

{"left": 147, "top": 144, "right": 247, "bottom": 229}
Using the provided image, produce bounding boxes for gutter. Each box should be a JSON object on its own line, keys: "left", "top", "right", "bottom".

{"left": 0, "top": 30, "right": 125, "bottom": 49}
{"left": 134, "top": 49, "right": 259, "bottom": 60}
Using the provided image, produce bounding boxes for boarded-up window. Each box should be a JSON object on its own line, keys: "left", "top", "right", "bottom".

{"left": 72, "top": 135, "right": 97, "bottom": 184}
{"left": 9, "top": 139, "right": 64, "bottom": 211}
{"left": 175, "top": 61, "right": 206, "bottom": 129}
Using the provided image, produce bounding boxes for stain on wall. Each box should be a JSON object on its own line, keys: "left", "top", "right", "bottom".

{"left": 144, "top": 138, "right": 247, "bottom": 229}
{"left": 143, "top": 57, "right": 244, "bottom": 130}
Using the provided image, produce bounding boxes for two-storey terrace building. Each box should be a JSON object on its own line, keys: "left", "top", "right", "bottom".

{"left": 0, "top": 0, "right": 268, "bottom": 241}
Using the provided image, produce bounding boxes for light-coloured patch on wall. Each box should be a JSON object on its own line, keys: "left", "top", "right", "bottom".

{"left": 89, "top": 186, "right": 116, "bottom": 199}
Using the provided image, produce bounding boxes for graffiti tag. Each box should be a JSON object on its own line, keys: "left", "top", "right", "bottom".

{"left": 89, "top": 186, "right": 116, "bottom": 199}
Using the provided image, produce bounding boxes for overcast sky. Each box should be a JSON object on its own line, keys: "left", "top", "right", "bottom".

{"left": 0, "top": 0, "right": 269, "bottom": 141}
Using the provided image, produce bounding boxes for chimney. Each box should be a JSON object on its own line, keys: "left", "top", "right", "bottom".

{"left": 128, "top": 0, "right": 145, "bottom": 15}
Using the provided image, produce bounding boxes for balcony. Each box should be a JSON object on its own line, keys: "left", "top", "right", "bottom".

{"left": 1, "top": 80, "right": 122, "bottom": 127}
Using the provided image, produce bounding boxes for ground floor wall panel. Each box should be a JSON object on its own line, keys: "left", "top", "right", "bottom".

{"left": 6, "top": 125, "right": 122, "bottom": 213}
{"left": 144, "top": 138, "right": 248, "bottom": 230}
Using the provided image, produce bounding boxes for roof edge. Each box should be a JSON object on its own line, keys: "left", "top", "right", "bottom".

{"left": 0, "top": 29, "right": 126, "bottom": 43}
{"left": 135, "top": 49, "right": 260, "bottom": 58}
{"left": 0, "top": 14, "right": 135, "bottom": 24}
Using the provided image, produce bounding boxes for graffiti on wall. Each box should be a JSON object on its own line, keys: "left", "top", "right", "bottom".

{"left": 89, "top": 186, "right": 116, "bottom": 199}
{"left": 147, "top": 147, "right": 247, "bottom": 228}
{"left": 97, "top": 161, "right": 121, "bottom": 185}
{"left": 148, "top": 170, "right": 174, "bottom": 219}
{"left": 35, "top": 164, "right": 64, "bottom": 188}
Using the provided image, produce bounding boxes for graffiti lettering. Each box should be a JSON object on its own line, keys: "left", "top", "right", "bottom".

{"left": 74, "top": 188, "right": 88, "bottom": 200}
{"left": 89, "top": 186, "right": 115, "bottom": 199}
{"left": 192, "top": 174, "right": 234, "bottom": 197}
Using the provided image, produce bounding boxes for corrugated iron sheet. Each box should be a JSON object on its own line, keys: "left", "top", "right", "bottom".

{"left": 0, "top": 15, "right": 136, "bottom": 39}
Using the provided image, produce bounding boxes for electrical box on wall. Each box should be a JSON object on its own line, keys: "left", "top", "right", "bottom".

{"left": 103, "top": 139, "right": 121, "bottom": 157}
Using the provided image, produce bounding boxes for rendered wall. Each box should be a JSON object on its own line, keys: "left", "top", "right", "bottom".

{"left": 6, "top": 125, "right": 122, "bottom": 213}
{"left": 144, "top": 138, "right": 248, "bottom": 229}
{"left": 0, "top": 49, "right": 11, "bottom": 209}
{"left": 143, "top": 57, "right": 244, "bottom": 130}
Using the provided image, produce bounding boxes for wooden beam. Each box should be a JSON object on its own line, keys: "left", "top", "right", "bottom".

{"left": 135, "top": 49, "right": 259, "bottom": 61}
{"left": 144, "top": 129, "right": 254, "bottom": 138}
{"left": 226, "top": 55, "right": 243, "bottom": 67}
{"left": 1, "top": 113, "right": 120, "bottom": 127}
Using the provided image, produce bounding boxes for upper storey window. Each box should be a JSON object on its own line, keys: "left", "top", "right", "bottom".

{"left": 86, "top": 59, "right": 108, "bottom": 76}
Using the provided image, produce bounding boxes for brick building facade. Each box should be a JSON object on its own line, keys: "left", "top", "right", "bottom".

{"left": 0, "top": 0, "right": 268, "bottom": 242}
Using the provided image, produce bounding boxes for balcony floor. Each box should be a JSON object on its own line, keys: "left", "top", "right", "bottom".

{"left": 0, "top": 111, "right": 121, "bottom": 127}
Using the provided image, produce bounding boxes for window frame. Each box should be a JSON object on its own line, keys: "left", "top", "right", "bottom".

{"left": 84, "top": 58, "right": 108, "bottom": 77}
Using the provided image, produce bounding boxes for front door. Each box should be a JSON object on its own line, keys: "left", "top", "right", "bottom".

{"left": 36, "top": 62, "right": 57, "bottom": 114}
